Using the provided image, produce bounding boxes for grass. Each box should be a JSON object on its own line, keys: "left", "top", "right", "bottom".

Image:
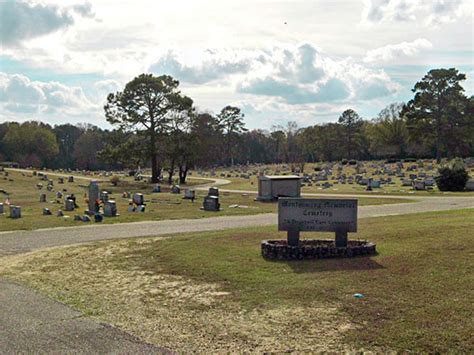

{"left": 1, "top": 209, "right": 473, "bottom": 352}
{"left": 0, "top": 169, "right": 411, "bottom": 232}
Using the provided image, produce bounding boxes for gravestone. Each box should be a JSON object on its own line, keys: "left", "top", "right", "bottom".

{"left": 57, "top": 210, "right": 64, "bottom": 217}
{"left": 133, "top": 193, "right": 144, "bottom": 205}
{"left": 104, "top": 200, "right": 118, "bottom": 217}
{"left": 278, "top": 198, "right": 357, "bottom": 247}
{"left": 0, "top": 202, "right": 3, "bottom": 214}
{"left": 171, "top": 185, "right": 181, "bottom": 194}
{"left": 58, "top": 177, "right": 64, "bottom": 184}
{"left": 88, "top": 181, "right": 100, "bottom": 214}
{"left": 208, "top": 187, "right": 219, "bottom": 197}
{"left": 9, "top": 205, "right": 22, "bottom": 219}
{"left": 68, "top": 176, "right": 74, "bottom": 183}
{"left": 43, "top": 208, "right": 52, "bottom": 215}
{"left": 184, "top": 189, "right": 195, "bottom": 200}
{"left": 39, "top": 193, "right": 47, "bottom": 203}
{"left": 65, "top": 199, "right": 75, "bottom": 211}
{"left": 100, "top": 191, "right": 109, "bottom": 203}
{"left": 202, "top": 196, "right": 220, "bottom": 211}
{"left": 413, "top": 181, "right": 425, "bottom": 191}
{"left": 152, "top": 185, "right": 161, "bottom": 193}
{"left": 465, "top": 178, "right": 474, "bottom": 191}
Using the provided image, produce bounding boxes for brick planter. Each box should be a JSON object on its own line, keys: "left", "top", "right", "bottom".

{"left": 261, "top": 239, "right": 376, "bottom": 260}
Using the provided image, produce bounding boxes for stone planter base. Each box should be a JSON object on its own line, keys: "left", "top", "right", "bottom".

{"left": 261, "top": 239, "right": 376, "bottom": 260}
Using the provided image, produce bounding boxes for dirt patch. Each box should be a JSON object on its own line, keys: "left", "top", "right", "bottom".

{"left": 0, "top": 239, "right": 356, "bottom": 352}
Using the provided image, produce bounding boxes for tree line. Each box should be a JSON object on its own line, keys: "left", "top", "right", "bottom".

{"left": 0, "top": 68, "right": 472, "bottom": 182}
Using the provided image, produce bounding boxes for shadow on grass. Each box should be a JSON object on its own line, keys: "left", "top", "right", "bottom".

{"left": 271, "top": 255, "right": 384, "bottom": 273}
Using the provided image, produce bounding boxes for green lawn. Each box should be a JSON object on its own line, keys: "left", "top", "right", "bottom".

{"left": 1, "top": 209, "right": 472, "bottom": 352}
{"left": 0, "top": 169, "right": 411, "bottom": 232}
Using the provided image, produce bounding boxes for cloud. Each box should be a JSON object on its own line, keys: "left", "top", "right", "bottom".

{"left": 236, "top": 44, "right": 398, "bottom": 103}
{"left": 361, "top": 0, "right": 471, "bottom": 26}
{"left": 149, "top": 51, "right": 252, "bottom": 84}
{"left": 0, "top": 0, "right": 94, "bottom": 47}
{"left": 363, "top": 38, "right": 433, "bottom": 63}
{"left": 148, "top": 44, "right": 397, "bottom": 104}
{"left": 72, "top": 2, "right": 95, "bottom": 18}
{"left": 0, "top": 73, "right": 93, "bottom": 114}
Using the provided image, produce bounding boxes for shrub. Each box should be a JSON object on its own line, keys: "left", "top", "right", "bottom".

{"left": 435, "top": 159, "right": 469, "bottom": 191}
{"left": 110, "top": 175, "right": 121, "bottom": 186}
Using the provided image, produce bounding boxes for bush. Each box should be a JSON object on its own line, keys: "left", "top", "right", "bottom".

{"left": 435, "top": 159, "right": 469, "bottom": 191}
{"left": 110, "top": 175, "right": 121, "bottom": 186}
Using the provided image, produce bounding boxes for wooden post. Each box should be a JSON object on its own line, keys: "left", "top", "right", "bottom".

{"left": 335, "top": 231, "right": 348, "bottom": 248}
{"left": 287, "top": 230, "right": 300, "bottom": 247}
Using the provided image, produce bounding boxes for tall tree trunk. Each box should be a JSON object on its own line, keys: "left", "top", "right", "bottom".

{"left": 179, "top": 165, "right": 189, "bottom": 184}
{"left": 167, "top": 159, "right": 175, "bottom": 184}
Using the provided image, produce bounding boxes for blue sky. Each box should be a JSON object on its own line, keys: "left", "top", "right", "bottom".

{"left": 0, "top": 0, "right": 472, "bottom": 129}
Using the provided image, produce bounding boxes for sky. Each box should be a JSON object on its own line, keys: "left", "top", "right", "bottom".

{"left": 0, "top": 0, "right": 473, "bottom": 130}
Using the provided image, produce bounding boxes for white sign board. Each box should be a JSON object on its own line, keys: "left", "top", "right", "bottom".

{"left": 278, "top": 198, "right": 357, "bottom": 232}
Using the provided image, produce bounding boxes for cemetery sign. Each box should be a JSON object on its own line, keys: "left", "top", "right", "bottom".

{"left": 278, "top": 198, "right": 357, "bottom": 247}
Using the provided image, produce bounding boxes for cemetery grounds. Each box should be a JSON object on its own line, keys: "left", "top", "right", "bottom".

{"left": 205, "top": 160, "right": 474, "bottom": 196}
{"left": 0, "top": 168, "right": 410, "bottom": 232}
{"left": 0, "top": 164, "right": 473, "bottom": 352}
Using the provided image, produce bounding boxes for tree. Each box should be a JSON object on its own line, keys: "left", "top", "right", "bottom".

{"left": 73, "top": 129, "right": 104, "bottom": 170}
{"left": 402, "top": 68, "right": 468, "bottom": 162}
{"left": 338, "top": 109, "right": 363, "bottom": 159}
{"left": 105, "top": 74, "right": 193, "bottom": 183}
{"left": 53, "top": 124, "right": 84, "bottom": 169}
{"left": 368, "top": 103, "right": 409, "bottom": 158}
{"left": 435, "top": 159, "right": 469, "bottom": 191}
{"left": 217, "top": 105, "right": 247, "bottom": 166}
{"left": 98, "top": 130, "right": 148, "bottom": 170}
{"left": 2, "top": 121, "right": 59, "bottom": 167}
{"left": 190, "top": 113, "right": 222, "bottom": 167}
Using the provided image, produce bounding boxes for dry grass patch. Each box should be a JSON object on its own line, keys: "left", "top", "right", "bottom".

{"left": 0, "top": 240, "right": 355, "bottom": 353}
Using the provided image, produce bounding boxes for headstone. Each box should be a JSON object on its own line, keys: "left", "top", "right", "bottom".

{"left": 74, "top": 214, "right": 82, "bottom": 221}
{"left": 208, "top": 187, "right": 219, "bottom": 197}
{"left": 104, "top": 200, "right": 117, "bottom": 217}
{"left": 184, "top": 189, "right": 195, "bottom": 200}
{"left": 94, "top": 213, "right": 103, "bottom": 223}
{"left": 9, "top": 205, "right": 21, "bottom": 219}
{"left": 171, "top": 185, "right": 180, "bottom": 194}
{"left": 465, "top": 179, "right": 474, "bottom": 191}
{"left": 202, "top": 196, "right": 220, "bottom": 211}
{"left": 57, "top": 210, "right": 64, "bottom": 217}
{"left": 0, "top": 202, "right": 3, "bottom": 214}
{"left": 152, "top": 185, "right": 161, "bottom": 193}
{"left": 39, "top": 193, "right": 47, "bottom": 203}
{"left": 68, "top": 176, "right": 74, "bottom": 183}
{"left": 82, "top": 215, "right": 91, "bottom": 222}
{"left": 278, "top": 198, "right": 357, "bottom": 247}
{"left": 58, "top": 177, "right": 64, "bottom": 184}
{"left": 133, "top": 193, "right": 144, "bottom": 205}
{"left": 413, "top": 180, "right": 426, "bottom": 191}
{"left": 65, "top": 199, "right": 75, "bottom": 211}
{"left": 88, "top": 181, "right": 100, "bottom": 214}
{"left": 43, "top": 208, "right": 52, "bottom": 215}
{"left": 100, "top": 191, "right": 109, "bottom": 203}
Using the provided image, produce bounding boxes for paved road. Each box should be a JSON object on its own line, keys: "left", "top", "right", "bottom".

{"left": 0, "top": 280, "right": 169, "bottom": 354}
